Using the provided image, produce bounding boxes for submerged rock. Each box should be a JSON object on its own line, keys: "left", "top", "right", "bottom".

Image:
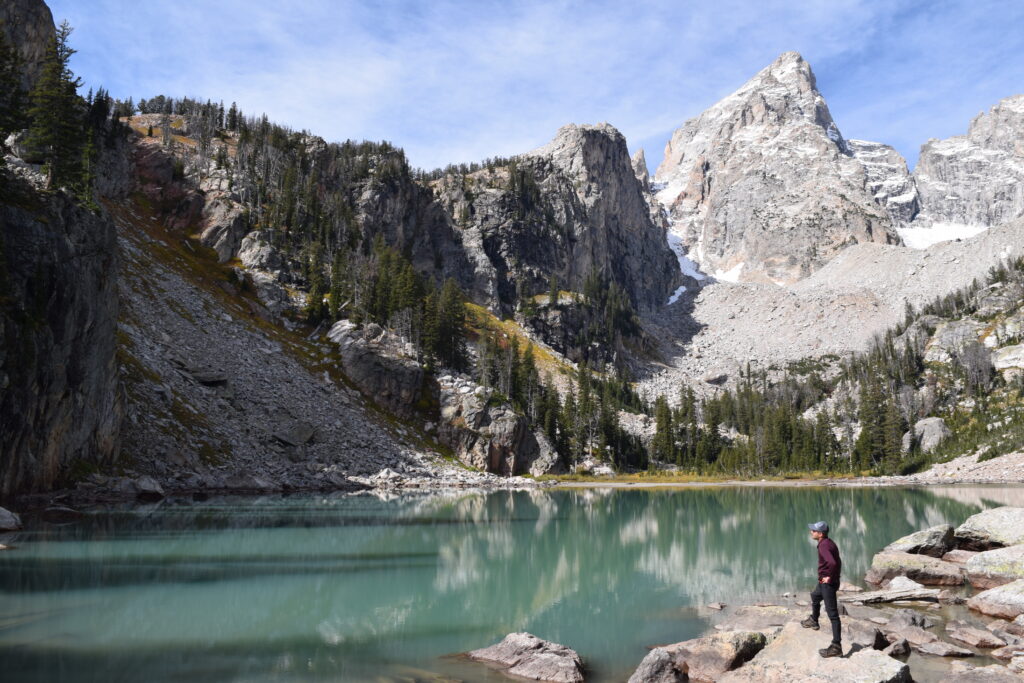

{"left": 627, "top": 648, "right": 687, "bottom": 683}
{"left": 467, "top": 632, "right": 584, "bottom": 683}
{"left": 885, "top": 524, "right": 955, "bottom": 558}
{"left": 955, "top": 507, "right": 1024, "bottom": 550}
{"left": 938, "top": 663, "right": 1024, "bottom": 682}
{"left": 966, "top": 545, "right": 1024, "bottom": 589}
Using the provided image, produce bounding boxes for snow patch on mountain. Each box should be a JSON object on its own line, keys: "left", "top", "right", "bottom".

{"left": 897, "top": 222, "right": 989, "bottom": 249}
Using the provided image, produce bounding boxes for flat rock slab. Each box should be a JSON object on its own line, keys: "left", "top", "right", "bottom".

{"left": 967, "top": 545, "right": 1024, "bottom": 590}
{"left": 627, "top": 648, "right": 687, "bottom": 683}
{"left": 844, "top": 586, "right": 941, "bottom": 605}
{"left": 865, "top": 551, "right": 965, "bottom": 586}
{"left": 716, "top": 605, "right": 798, "bottom": 636}
{"left": 468, "top": 632, "right": 584, "bottom": 683}
{"left": 969, "top": 580, "right": 1024, "bottom": 620}
{"left": 956, "top": 507, "right": 1024, "bottom": 550}
{"left": 885, "top": 524, "right": 955, "bottom": 558}
{"left": 716, "top": 622, "right": 911, "bottom": 683}
{"left": 661, "top": 630, "right": 766, "bottom": 682}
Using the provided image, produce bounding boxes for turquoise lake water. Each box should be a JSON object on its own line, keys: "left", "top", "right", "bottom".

{"left": 1, "top": 485, "right": 1021, "bottom": 682}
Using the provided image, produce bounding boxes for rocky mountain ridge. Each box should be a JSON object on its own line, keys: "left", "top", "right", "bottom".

{"left": 654, "top": 51, "right": 898, "bottom": 285}
{"left": 652, "top": 52, "right": 1024, "bottom": 285}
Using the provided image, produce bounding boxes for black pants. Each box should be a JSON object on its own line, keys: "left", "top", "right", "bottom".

{"left": 811, "top": 581, "right": 841, "bottom": 645}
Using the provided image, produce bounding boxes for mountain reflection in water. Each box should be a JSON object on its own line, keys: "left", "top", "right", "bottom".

{"left": 0, "top": 485, "right": 1016, "bottom": 682}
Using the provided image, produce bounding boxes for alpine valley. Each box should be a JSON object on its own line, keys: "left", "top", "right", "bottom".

{"left": 2, "top": 0, "right": 1024, "bottom": 499}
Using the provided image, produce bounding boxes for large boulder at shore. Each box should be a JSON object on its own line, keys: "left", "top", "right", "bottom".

{"left": 865, "top": 551, "right": 965, "bottom": 586}
{"left": 966, "top": 545, "right": 1024, "bottom": 589}
{"left": 968, "top": 579, "right": 1024, "bottom": 620}
{"left": 884, "top": 524, "right": 956, "bottom": 558}
{"left": 661, "top": 630, "right": 766, "bottom": 681}
{"left": 716, "top": 622, "right": 911, "bottom": 682}
{"left": 0, "top": 507, "right": 21, "bottom": 531}
{"left": 956, "top": 507, "right": 1024, "bottom": 550}
{"left": 627, "top": 648, "right": 687, "bottom": 683}
{"left": 467, "top": 632, "right": 584, "bottom": 683}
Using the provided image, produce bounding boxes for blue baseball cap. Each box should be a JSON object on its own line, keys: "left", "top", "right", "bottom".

{"left": 808, "top": 521, "right": 829, "bottom": 533}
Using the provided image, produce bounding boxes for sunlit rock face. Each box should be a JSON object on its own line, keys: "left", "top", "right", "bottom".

{"left": 434, "top": 122, "right": 680, "bottom": 314}
{"left": 654, "top": 51, "right": 898, "bottom": 285}
{"left": 914, "top": 95, "right": 1024, "bottom": 229}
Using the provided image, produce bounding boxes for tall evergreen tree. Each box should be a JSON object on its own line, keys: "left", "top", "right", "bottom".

{"left": 25, "top": 20, "right": 84, "bottom": 189}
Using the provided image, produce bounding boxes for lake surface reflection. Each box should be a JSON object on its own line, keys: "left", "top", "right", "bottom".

{"left": 1, "top": 485, "right": 1021, "bottom": 682}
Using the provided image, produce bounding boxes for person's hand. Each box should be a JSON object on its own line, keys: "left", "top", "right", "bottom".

{"left": 821, "top": 577, "right": 830, "bottom": 584}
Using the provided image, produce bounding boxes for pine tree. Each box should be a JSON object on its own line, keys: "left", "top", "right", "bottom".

{"left": 436, "top": 278, "right": 467, "bottom": 371}
{"left": 652, "top": 395, "right": 675, "bottom": 463}
{"left": 26, "top": 20, "right": 85, "bottom": 189}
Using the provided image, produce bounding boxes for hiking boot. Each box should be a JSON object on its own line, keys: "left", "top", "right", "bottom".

{"left": 819, "top": 643, "right": 843, "bottom": 658}
{"left": 800, "top": 617, "right": 819, "bottom": 630}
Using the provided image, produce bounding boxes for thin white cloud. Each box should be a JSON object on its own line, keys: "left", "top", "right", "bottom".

{"left": 50, "top": 0, "right": 1024, "bottom": 170}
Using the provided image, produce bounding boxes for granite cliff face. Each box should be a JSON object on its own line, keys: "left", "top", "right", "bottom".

{"left": 654, "top": 51, "right": 899, "bottom": 284}
{"left": 0, "top": 183, "right": 122, "bottom": 498}
{"left": 848, "top": 139, "right": 920, "bottom": 226}
{"left": 435, "top": 123, "right": 679, "bottom": 314}
{"left": 914, "top": 95, "right": 1024, "bottom": 228}
{"left": 0, "top": 0, "right": 55, "bottom": 92}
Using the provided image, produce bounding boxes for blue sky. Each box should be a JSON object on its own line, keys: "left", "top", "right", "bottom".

{"left": 50, "top": 0, "right": 1024, "bottom": 172}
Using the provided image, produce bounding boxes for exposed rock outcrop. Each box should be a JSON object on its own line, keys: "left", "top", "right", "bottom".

{"left": 0, "top": 0, "right": 55, "bottom": 92}
{"left": 914, "top": 95, "right": 1024, "bottom": 228}
{"left": 901, "top": 418, "right": 953, "bottom": 454}
{"left": 436, "top": 123, "right": 680, "bottom": 313}
{"left": 327, "top": 320, "right": 425, "bottom": 419}
{"left": 848, "top": 139, "right": 920, "bottom": 225}
{"left": 0, "top": 506, "right": 21, "bottom": 530}
{"left": 654, "top": 51, "right": 898, "bottom": 285}
{"left": 1, "top": 180, "right": 122, "bottom": 498}
{"left": 437, "top": 374, "right": 562, "bottom": 477}
{"left": 661, "top": 630, "right": 767, "bottom": 682}
{"left": 716, "top": 622, "right": 910, "bottom": 682}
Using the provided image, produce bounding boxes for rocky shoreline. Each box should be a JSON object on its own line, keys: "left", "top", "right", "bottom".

{"left": 457, "top": 506, "right": 1024, "bottom": 682}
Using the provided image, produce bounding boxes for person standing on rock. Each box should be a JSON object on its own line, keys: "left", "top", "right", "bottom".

{"left": 801, "top": 520, "right": 843, "bottom": 658}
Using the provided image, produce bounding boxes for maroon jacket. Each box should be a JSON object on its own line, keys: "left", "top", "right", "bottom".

{"left": 817, "top": 537, "right": 841, "bottom": 584}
